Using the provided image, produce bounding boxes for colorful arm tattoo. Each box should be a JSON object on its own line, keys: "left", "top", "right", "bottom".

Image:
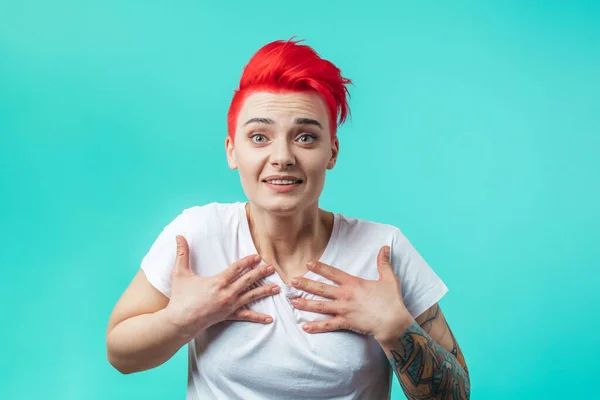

{"left": 384, "top": 306, "right": 470, "bottom": 399}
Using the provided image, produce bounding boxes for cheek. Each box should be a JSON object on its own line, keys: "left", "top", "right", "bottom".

{"left": 303, "top": 161, "right": 330, "bottom": 186}
{"left": 236, "top": 152, "right": 264, "bottom": 179}
{"left": 306, "top": 152, "right": 332, "bottom": 173}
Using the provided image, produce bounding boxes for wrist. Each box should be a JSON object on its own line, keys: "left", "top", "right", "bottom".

{"left": 160, "top": 306, "right": 202, "bottom": 342}
{"left": 374, "top": 314, "right": 414, "bottom": 346}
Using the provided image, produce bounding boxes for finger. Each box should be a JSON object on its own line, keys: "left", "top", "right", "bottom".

{"left": 291, "top": 277, "right": 341, "bottom": 299}
{"left": 290, "top": 297, "right": 341, "bottom": 315}
{"left": 221, "top": 254, "right": 263, "bottom": 283}
{"left": 237, "top": 282, "right": 280, "bottom": 306}
{"left": 226, "top": 309, "right": 274, "bottom": 324}
{"left": 302, "top": 317, "right": 349, "bottom": 333}
{"left": 172, "top": 235, "right": 192, "bottom": 276}
{"left": 230, "top": 264, "right": 276, "bottom": 294}
{"left": 306, "top": 261, "right": 354, "bottom": 284}
{"left": 377, "top": 245, "right": 395, "bottom": 280}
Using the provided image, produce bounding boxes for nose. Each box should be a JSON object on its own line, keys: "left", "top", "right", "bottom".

{"left": 269, "top": 139, "right": 296, "bottom": 168}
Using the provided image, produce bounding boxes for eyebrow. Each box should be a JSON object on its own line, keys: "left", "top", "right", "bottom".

{"left": 243, "top": 117, "right": 323, "bottom": 129}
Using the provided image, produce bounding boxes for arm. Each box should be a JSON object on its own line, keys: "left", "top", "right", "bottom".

{"left": 106, "top": 238, "right": 279, "bottom": 375}
{"left": 284, "top": 251, "right": 470, "bottom": 399}
{"left": 378, "top": 303, "right": 470, "bottom": 399}
{"left": 106, "top": 270, "right": 193, "bottom": 374}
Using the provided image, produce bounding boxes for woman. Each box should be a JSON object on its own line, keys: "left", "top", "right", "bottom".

{"left": 106, "top": 39, "right": 470, "bottom": 399}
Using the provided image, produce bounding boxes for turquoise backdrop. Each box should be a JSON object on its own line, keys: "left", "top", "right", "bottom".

{"left": 1, "top": 1, "right": 599, "bottom": 399}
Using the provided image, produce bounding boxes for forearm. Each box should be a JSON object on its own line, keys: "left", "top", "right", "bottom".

{"left": 379, "top": 322, "right": 470, "bottom": 400}
{"left": 106, "top": 308, "right": 194, "bottom": 374}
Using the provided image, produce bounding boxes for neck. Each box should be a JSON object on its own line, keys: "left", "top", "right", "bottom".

{"left": 245, "top": 202, "right": 333, "bottom": 283}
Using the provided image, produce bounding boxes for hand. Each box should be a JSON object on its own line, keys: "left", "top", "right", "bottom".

{"left": 290, "top": 246, "right": 413, "bottom": 342}
{"left": 164, "top": 235, "right": 280, "bottom": 339}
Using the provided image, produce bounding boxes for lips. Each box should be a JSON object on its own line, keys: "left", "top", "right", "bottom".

{"left": 262, "top": 175, "right": 303, "bottom": 193}
{"left": 262, "top": 175, "right": 303, "bottom": 184}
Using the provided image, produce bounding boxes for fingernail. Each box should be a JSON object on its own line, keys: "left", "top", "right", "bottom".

{"left": 384, "top": 246, "right": 390, "bottom": 258}
{"left": 303, "top": 325, "right": 311, "bottom": 331}
{"left": 291, "top": 298, "right": 299, "bottom": 305}
{"left": 272, "top": 286, "right": 280, "bottom": 293}
{"left": 306, "top": 261, "right": 315, "bottom": 270}
{"left": 176, "top": 236, "right": 182, "bottom": 245}
{"left": 267, "top": 265, "right": 275, "bottom": 273}
{"left": 291, "top": 278, "right": 299, "bottom": 286}
{"left": 265, "top": 317, "right": 273, "bottom": 323}
{"left": 254, "top": 255, "right": 262, "bottom": 262}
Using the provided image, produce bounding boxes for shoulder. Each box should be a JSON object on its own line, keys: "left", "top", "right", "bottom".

{"left": 157, "top": 202, "right": 244, "bottom": 245}
{"left": 335, "top": 212, "right": 405, "bottom": 244}
{"left": 334, "top": 212, "right": 418, "bottom": 268}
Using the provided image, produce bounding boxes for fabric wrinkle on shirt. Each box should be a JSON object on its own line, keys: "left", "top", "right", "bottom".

{"left": 140, "top": 202, "right": 449, "bottom": 400}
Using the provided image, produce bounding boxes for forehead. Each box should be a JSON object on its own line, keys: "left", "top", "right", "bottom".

{"left": 237, "top": 91, "right": 329, "bottom": 127}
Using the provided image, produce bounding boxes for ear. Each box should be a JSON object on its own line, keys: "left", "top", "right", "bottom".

{"left": 225, "top": 136, "right": 238, "bottom": 170}
{"left": 327, "top": 136, "right": 339, "bottom": 170}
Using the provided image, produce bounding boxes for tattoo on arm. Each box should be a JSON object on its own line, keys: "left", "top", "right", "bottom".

{"left": 387, "top": 305, "right": 470, "bottom": 399}
{"left": 417, "top": 304, "right": 469, "bottom": 379}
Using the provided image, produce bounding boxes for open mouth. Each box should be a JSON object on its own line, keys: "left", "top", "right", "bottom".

{"left": 263, "top": 179, "right": 303, "bottom": 185}
{"left": 262, "top": 177, "right": 304, "bottom": 192}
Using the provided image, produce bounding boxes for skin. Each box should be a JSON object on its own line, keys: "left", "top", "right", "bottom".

{"left": 104, "top": 90, "right": 338, "bottom": 375}
{"left": 225, "top": 90, "right": 339, "bottom": 283}
{"left": 226, "top": 90, "right": 470, "bottom": 399}
{"left": 289, "top": 254, "right": 471, "bottom": 399}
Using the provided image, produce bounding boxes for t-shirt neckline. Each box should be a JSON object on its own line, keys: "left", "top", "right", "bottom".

{"left": 236, "top": 201, "right": 340, "bottom": 286}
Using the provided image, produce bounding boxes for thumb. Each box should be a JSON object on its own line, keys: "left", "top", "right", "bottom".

{"left": 172, "top": 235, "right": 192, "bottom": 276}
{"left": 377, "top": 245, "right": 394, "bottom": 280}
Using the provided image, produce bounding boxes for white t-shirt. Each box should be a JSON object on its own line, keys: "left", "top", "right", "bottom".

{"left": 141, "top": 202, "right": 448, "bottom": 400}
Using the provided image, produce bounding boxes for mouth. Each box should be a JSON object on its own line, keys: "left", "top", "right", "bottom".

{"left": 263, "top": 179, "right": 303, "bottom": 185}
{"left": 262, "top": 176, "right": 303, "bottom": 185}
{"left": 262, "top": 176, "right": 304, "bottom": 192}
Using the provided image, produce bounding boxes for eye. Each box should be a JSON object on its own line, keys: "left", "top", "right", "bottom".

{"left": 297, "top": 133, "right": 317, "bottom": 144}
{"left": 250, "top": 133, "right": 268, "bottom": 144}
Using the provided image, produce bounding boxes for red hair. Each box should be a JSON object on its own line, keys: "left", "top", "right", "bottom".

{"left": 227, "top": 38, "right": 352, "bottom": 140}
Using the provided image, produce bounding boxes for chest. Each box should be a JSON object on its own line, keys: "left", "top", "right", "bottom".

{"left": 193, "top": 295, "right": 390, "bottom": 397}
{"left": 187, "top": 220, "right": 394, "bottom": 397}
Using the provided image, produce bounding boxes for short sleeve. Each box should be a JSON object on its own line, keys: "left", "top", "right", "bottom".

{"left": 140, "top": 210, "right": 190, "bottom": 298}
{"left": 389, "top": 228, "right": 449, "bottom": 318}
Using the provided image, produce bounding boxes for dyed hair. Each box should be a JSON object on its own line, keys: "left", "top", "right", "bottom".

{"left": 227, "top": 38, "right": 352, "bottom": 140}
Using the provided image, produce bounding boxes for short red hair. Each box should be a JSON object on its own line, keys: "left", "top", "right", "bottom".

{"left": 227, "top": 38, "right": 352, "bottom": 140}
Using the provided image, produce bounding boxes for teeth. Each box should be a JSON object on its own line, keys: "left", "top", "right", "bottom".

{"left": 266, "top": 179, "right": 300, "bottom": 185}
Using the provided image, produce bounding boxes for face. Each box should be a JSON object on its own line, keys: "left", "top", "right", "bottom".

{"left": 226, "top": 91, "right": 339, "bottom": 215}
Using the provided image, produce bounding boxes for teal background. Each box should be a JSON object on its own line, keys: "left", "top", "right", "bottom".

{"left": 1, "top": 1, "right": 599, "bottom": 399}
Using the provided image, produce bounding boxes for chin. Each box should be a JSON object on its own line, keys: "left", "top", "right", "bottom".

{"left": 252, "top": 195, "right": 316, "bottom": 216}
